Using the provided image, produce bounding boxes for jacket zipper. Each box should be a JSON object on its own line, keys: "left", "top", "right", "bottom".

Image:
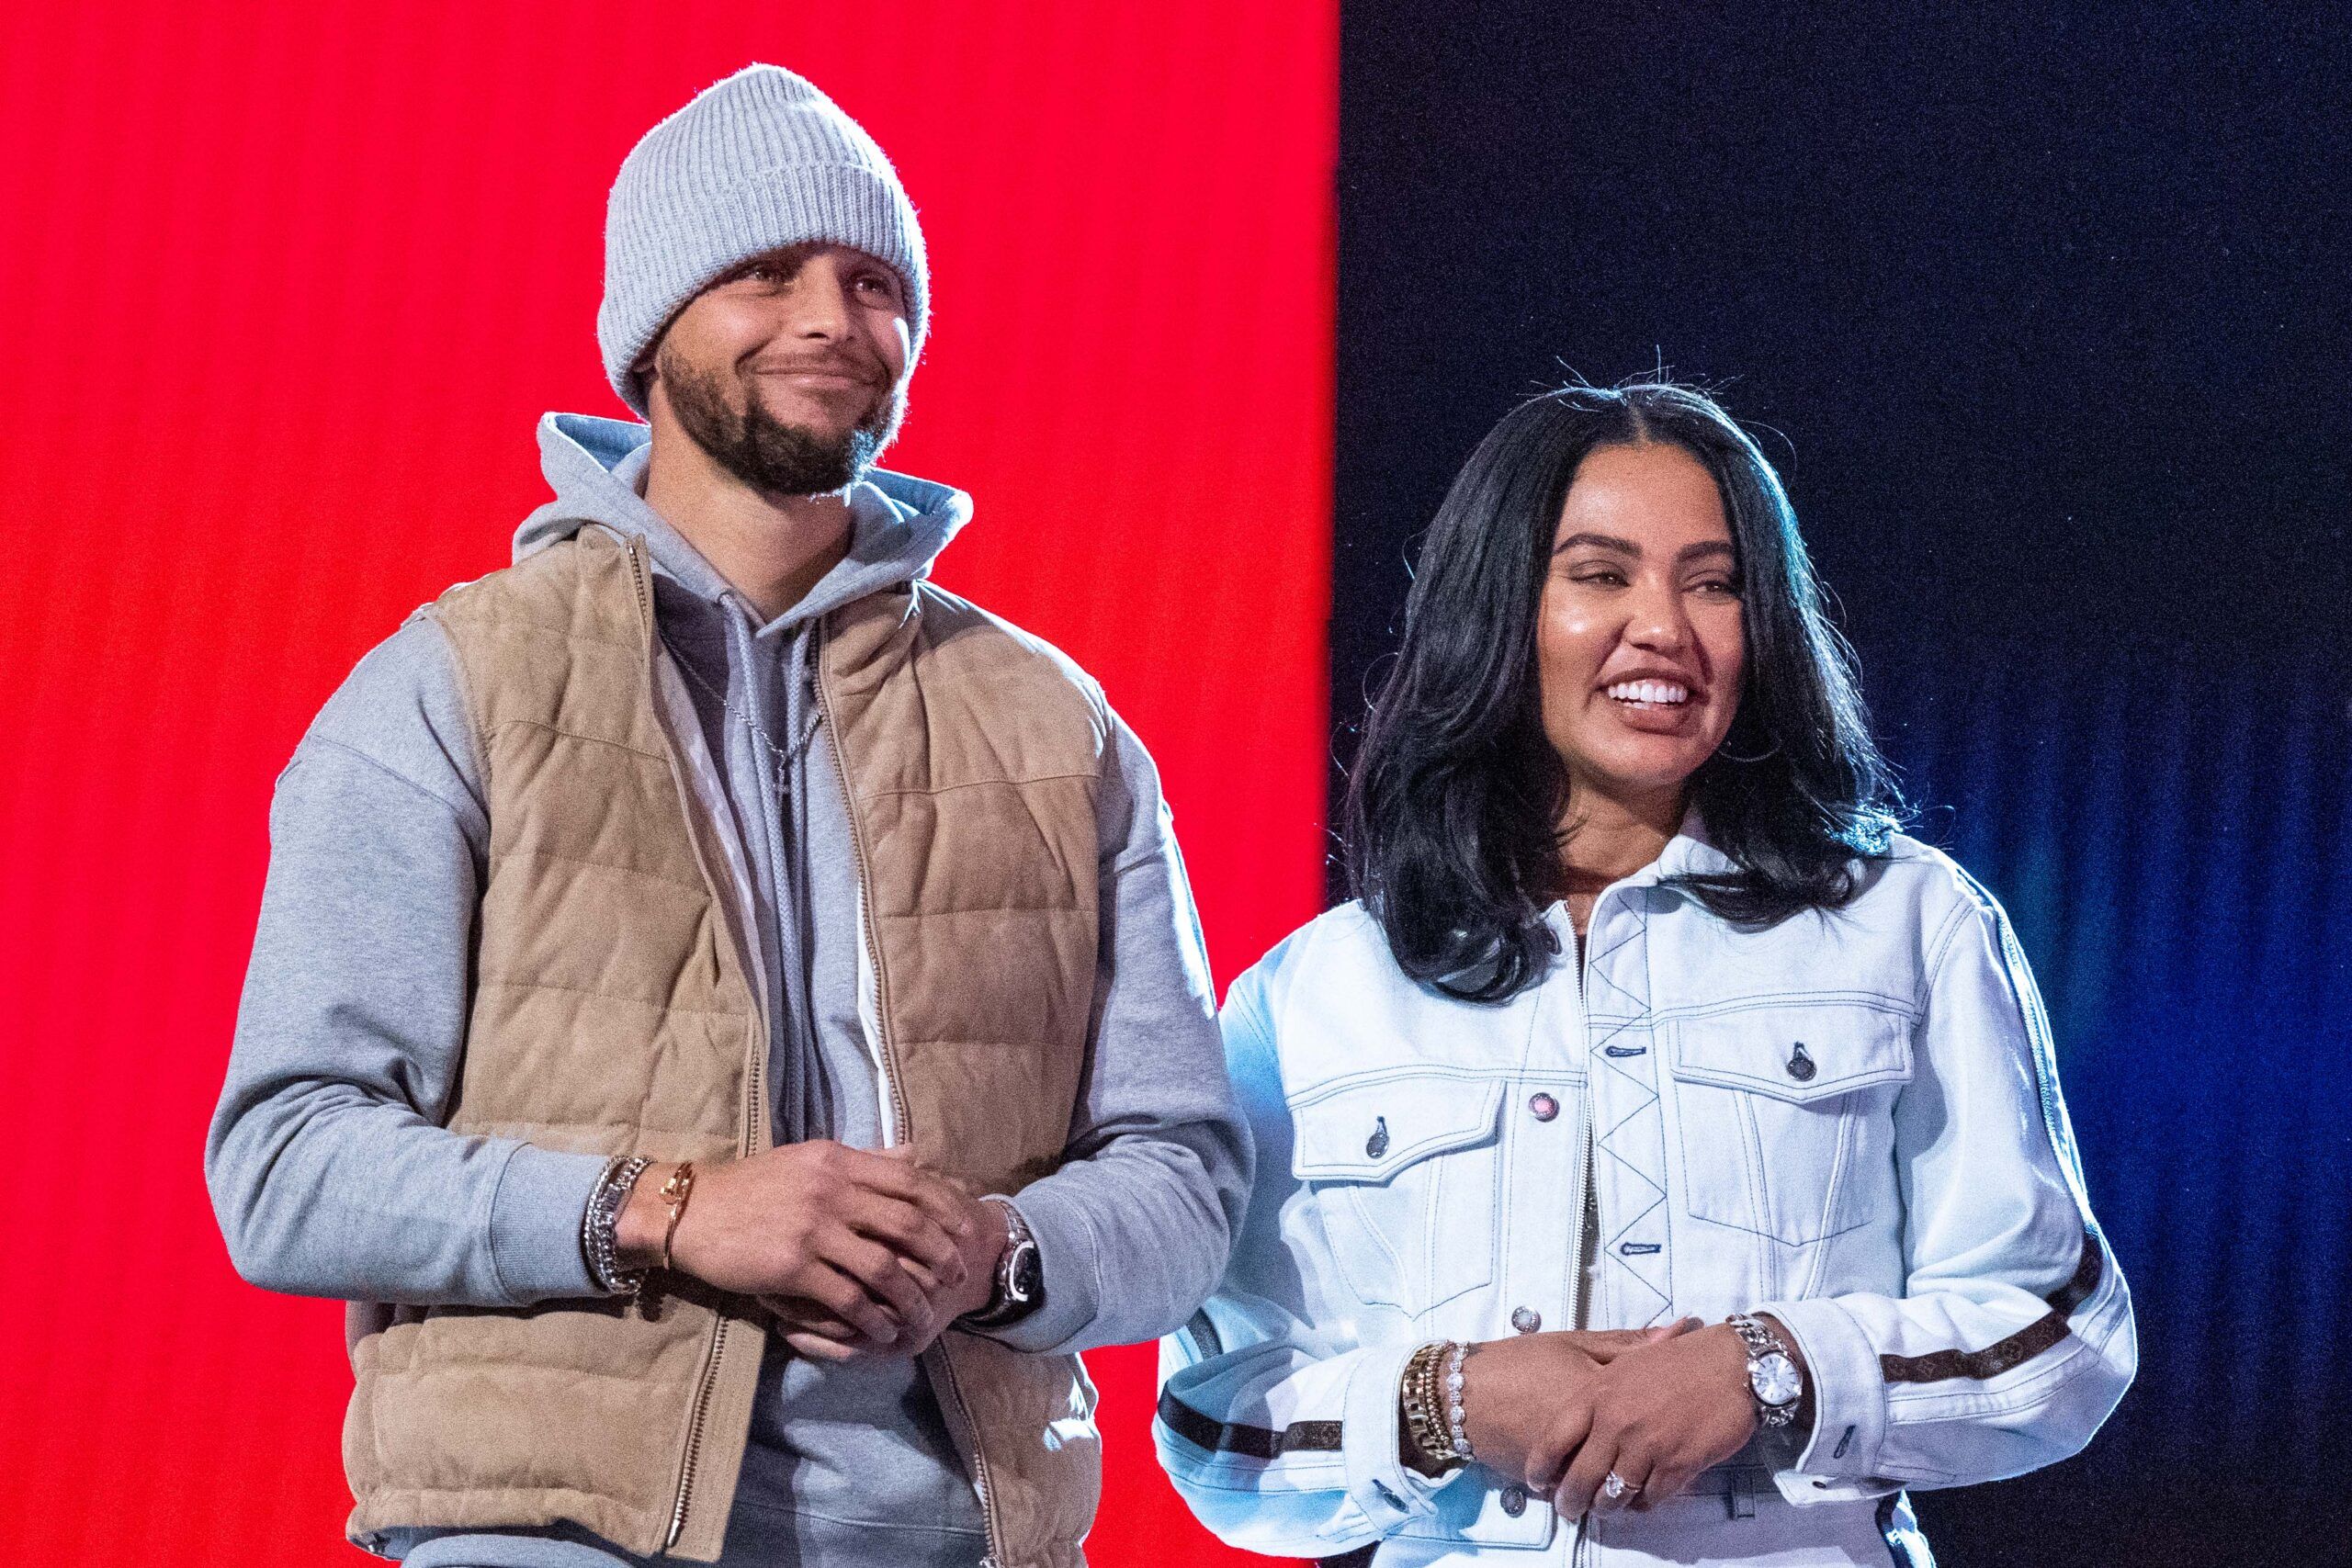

{"left": 624, "top": 538, "right": 767, "bottom": 1554}
{"left": 1569, "top": 1122, "right": 1596, "bottom": 1333}
{"left": 809, "top": 616, "right": 1007, "bottom": 1565}
{"left": 1569, "top": 915, "right": 1596, "bottom": 1565}
{"left": 1569, "top": 919, "right": 1595, "bottom": 1334}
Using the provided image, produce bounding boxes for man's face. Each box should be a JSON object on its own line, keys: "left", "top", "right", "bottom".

{"left": 644, "top": 242, "right": 912, "bottom": 496}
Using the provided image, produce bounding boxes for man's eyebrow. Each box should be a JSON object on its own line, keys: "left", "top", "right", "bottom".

{"left": 724, "top": 244, "right": 818, "bottom": 276}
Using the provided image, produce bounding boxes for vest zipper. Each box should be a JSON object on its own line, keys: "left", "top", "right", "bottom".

{"left": 810, "top": 614, "right": 1009, "bottom": 1566}
{"left": 808, "top": 625, "right": 913, "bottom": 1148}
{"left": 623, "top": 537, "right": 764, "bottom": 1556}
{"left": 925, "top": 1347, "right": 1006, "bottom": 1568}
{"left": 665, "top": 1321, "right": 729, "bottom": 1551}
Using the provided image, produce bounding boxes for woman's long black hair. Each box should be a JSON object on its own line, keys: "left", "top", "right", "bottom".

{"left": 1341, "top": 380, "right": 1903, "bottom": 1002}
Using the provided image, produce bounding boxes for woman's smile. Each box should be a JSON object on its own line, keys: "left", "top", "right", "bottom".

{"left": 1597, "top": 668, "right": 1708, "bottom": 731}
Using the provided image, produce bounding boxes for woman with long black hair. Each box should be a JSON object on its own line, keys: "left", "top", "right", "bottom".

{"left": 1156, "top": 382, "right": 2133, "bottom": 1566}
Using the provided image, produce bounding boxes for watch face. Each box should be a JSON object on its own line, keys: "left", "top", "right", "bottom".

{"left": 1007, "top": 1240, "right": 1043, "bottom": 1303}
{"left": 1751, "top": 1350, "right": 1803, "bottom": 1407}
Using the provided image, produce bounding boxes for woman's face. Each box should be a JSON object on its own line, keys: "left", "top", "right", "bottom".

{"left": 1536, "top": 441, "right": 1747, "bottom": 811}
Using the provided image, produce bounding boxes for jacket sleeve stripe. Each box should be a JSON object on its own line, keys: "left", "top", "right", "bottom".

{"left": 1156, "top": 1388, "right": 1343, "bottom": 1459}
{"left": 1878, "top": 1226, "right": 2103, "bottom": 1384}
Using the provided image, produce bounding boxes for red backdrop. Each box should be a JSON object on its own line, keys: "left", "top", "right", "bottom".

{"left": 0, "top": 5, "right": 1330, "bottom": 1562}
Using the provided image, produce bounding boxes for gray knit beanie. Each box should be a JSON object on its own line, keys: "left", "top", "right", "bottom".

{"left": 598, "top": 64, "right": 929, "bottom": 416}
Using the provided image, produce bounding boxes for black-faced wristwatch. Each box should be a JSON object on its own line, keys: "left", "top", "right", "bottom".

{"left": 1728, "top": 1313, "right": 1804, "bottom": 1428}
{"left": 960, "top": 1199, "right": 1043, "bottom": 1330}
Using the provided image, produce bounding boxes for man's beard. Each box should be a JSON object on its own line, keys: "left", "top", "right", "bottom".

{"left": 657, "top": 341, "right": 904, "bottom": 496}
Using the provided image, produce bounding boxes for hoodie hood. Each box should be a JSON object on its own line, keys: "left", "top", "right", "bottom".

{"left": 514, "top": 412, "right": 972, "bottom": 632}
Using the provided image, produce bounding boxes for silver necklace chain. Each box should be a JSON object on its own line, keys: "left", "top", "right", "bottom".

{"left": 663, "top": 634, "right": 821, "bottom": 777}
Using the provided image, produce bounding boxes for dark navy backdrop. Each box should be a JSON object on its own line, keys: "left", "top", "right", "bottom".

{"left": 1335, "top": 5, "right": 2351, "bottom": 1562}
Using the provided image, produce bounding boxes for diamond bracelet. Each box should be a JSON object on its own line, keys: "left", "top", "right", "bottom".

{"left": 582, "top": 1155, "right": 653, "bottom": 1297}
{"left": 1442, "top": 1341, "right": 1475, "bottom": 1461}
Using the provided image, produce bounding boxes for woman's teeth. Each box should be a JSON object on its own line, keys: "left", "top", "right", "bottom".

{"left": 1606, "top": 680, "right": 1690, "bottom": 706}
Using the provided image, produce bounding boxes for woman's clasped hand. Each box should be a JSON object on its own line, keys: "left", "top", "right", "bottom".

{"left": 1456, "top": 1319, "right": 1781, "bottom": 1517}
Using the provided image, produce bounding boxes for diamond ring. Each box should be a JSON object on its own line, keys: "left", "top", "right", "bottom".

{"left": 1601, "top": 1471, "right": 1634, "bottom": 1501}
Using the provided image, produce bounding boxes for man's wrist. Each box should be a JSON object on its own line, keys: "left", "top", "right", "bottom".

{"left": 978, "top": 1196, "right": 1015, "bottom": 1267}
{"left": 958, "top": 1197, "right": 1039, "bottom": 1328}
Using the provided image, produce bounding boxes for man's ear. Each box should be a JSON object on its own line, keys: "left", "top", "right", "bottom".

{"left": 630, "top": 346, "right": 662, "bottom": 419}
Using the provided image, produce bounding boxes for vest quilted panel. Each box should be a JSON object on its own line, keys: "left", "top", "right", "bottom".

{"left": 345, "top": 532, "right": 766, "bottom": 1562}
{"left": 821, "top": 587, "right": 1105, "bottom": 1567}
{"left": 344, "top": 528, "right": 1108, "bottom": 1568}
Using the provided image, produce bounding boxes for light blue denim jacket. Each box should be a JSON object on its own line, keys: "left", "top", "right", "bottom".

{"left": 1156, "top": 822, "right": 2135, "bottom": 1565}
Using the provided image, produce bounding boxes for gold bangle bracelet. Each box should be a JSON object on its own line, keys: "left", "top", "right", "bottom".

{"left": 656, "top": 1160, "right": 696, "bottom": 1271}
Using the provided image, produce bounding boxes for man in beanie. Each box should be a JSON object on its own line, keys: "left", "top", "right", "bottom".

{"left": 207, "top": 65, "right": 1247, "bottom": 1568}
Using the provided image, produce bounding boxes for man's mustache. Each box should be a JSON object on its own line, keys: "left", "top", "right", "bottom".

{"left": 746, "top": 356, "right": 888, "bottom": 388}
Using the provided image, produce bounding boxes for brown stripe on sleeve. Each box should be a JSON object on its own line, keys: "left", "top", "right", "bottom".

{"left": 1158, "top": 1387, "right": 1343, "bottom": 1458}
{"left": 1880, "top": 1227, "right": 2104, "bottom": 1384}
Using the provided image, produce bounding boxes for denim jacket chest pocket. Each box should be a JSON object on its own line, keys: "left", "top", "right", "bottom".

{"left": 1667, "top": 1000, "right": 1916, "bottom": 1247}
{"left": 1288, "top": 1071, "right": 1507, "bottom": 1319}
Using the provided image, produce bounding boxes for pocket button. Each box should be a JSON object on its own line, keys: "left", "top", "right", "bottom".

{"left": 1364, "top": 1116, "right": 1389, "bottom": 1157}
{"left": 1786, "top": 1042, "right": 1817, "bottom": 1082}
{"left": 1510, "top": 1306, "right": 1541, "bottom": 1333}
{"left": 1527, "top": 1092, "right": 1559, "bottom": 1122}
{"left": 1500, "top": 1484, "right": 1528, "bottom": 1517}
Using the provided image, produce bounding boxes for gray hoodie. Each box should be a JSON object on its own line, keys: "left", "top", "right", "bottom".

{"left": 206, "top": 413, "right": 1250, "bottom": 1567}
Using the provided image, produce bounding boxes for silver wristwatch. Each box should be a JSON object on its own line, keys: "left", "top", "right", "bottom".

{"left": 960, "top": 1199, "right": 1043, "bottom": 1330}
{"left": 1727, "top": 1313, "right": 1804, "bottom": 1428}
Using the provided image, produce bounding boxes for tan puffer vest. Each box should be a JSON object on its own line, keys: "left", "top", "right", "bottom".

{"left": 342, "top": 526, "right": 1105, "bottom": 1566}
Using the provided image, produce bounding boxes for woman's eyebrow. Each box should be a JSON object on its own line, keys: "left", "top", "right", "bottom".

{"left": 1551, "top": 533, "right": 1736, "bottom": 561}
{"left": 1554, "top": 531, "right": 1640, "bottom": 556}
